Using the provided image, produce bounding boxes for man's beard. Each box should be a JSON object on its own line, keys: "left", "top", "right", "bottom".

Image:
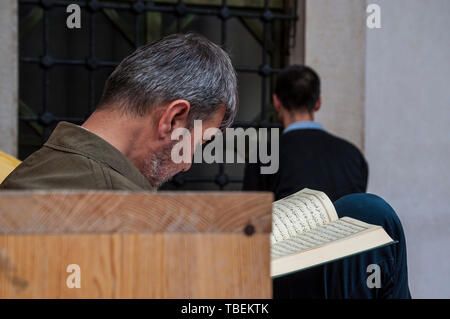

{"left": 142, "top": 141, "right": 181, "bottom": 188}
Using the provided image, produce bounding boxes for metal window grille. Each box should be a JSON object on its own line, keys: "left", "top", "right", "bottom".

{"left": 18, "top": 0, "right": 298, "bottom": 190}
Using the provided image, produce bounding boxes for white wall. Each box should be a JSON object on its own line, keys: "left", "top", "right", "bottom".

{"left": 304, "top": 0, "right": 366, "bottom": 151}
{"left": 365, "top": 0, "right": 450, "bottom": 298}
{"left": 0, "top": 0, "right": 18, "bottom": 156}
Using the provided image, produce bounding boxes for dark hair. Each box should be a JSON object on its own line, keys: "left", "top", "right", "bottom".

{"left": 274, "top": 65, "right": 321, "bottom": 112}
{"left": 98, "top": 33, "right": 238, "bottom": 129}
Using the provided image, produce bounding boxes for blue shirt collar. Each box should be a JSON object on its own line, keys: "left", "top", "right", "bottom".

{"left": 283, "top": 121, "right": 324, "bottom": 134}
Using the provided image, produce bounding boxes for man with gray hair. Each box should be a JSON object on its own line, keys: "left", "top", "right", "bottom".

{"left": 0, "top": 33, "right": 237, "bottom": 190}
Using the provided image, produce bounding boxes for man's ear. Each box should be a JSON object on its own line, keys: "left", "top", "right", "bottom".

{"left": 273, "top": 94, "right": 282, "bottom": 112}
{"left": 313, "top": 97, "right": 321, "bottom": 113}
{"left": 157, "top": 100, "right": 190, "bottom": 139}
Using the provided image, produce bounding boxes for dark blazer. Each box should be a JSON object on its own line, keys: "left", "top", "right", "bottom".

{"left": 243, "top": 128, "right": 368, "bottom": 202}
{"left": 243, "top": 127, "right": 369, "bottom": 299}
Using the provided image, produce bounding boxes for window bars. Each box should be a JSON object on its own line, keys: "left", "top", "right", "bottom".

{"left": 19, "top": 0, "right": 298, "bottom": 190}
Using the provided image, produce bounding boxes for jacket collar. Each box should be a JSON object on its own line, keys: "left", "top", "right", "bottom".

{"left": 283, "top": 121, "right": 325, "bottom": 134}
{"left": 44, "top": 121, "right": 154, "bottom": 190}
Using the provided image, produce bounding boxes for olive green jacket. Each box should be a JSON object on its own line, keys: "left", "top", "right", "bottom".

{"left": 0, "top": 122, "right": 154, "bottom": 191}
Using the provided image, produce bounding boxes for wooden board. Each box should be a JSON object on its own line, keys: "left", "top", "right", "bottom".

{"left": 0, "top": 233, "right": 270, "bottom": 298}
{"left": 0, "top": 191, "right": 273, "bottom": 298}
{"left": 0, "top": 191, "right": 272, "bottom": 234}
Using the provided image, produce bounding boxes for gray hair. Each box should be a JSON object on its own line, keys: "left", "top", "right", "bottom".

{"left": 98, "top": 33, "right": 238, "bottom": 129}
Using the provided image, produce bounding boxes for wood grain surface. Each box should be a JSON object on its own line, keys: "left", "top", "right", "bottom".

{"left": 0, "top": 191, "right": 272, "bottom": 234}
{"left": 0, "top": 191, "right": 272, "bottom": 298}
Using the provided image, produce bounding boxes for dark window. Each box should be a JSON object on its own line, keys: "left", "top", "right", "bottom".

{"left": 19, "top": 0, "right": 298, "bottom": 190}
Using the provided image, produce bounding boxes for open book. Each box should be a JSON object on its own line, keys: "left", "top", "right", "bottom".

{"left": 271, "top": 189, "right": 395, "bottom": 277}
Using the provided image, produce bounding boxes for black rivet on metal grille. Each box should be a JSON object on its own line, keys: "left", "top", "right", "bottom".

{"left": 40, "top": 55, "right": 54, "bottom": 69}
{"left": 215, "top": 174, "right": 229, "bottom": 187}
{"left": 244, "top": 224, "right": 255, "bottom": 236}
{"left": 39, "top": 112, "right": 54, "bottom": 126}
{"left": 261, "top": 9, "right": 274, "bottom": 22}
{"left": 85, "top": 57, "right": 98, "bottom": 70}
{"left": 259, "top": 64, "right": 272, "bottom": 76}
{"left": 219, "top": 7, "right": 231, "bottom": 20}
{"left": 132, "top": 1, "right": 145, "bottom": 14}
{"left": 88, "top": 0, "right": 101, "bottom": 12}
{"left": 40, "top": 0, "right": 53, "bottom": 9}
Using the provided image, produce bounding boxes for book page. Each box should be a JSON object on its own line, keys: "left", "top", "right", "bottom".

{"left": 271, "top": 217, "right": 394, "bottom": 277}
{"left": 271, "top": 188, "right": 339, "bottom": 244}
{"left": 271, "top": 218, "right": 370, "bottom": 259}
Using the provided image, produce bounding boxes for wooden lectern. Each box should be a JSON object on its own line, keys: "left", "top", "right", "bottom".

{"left": 0, "top": 191, "right": 272, "bottom": 298}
